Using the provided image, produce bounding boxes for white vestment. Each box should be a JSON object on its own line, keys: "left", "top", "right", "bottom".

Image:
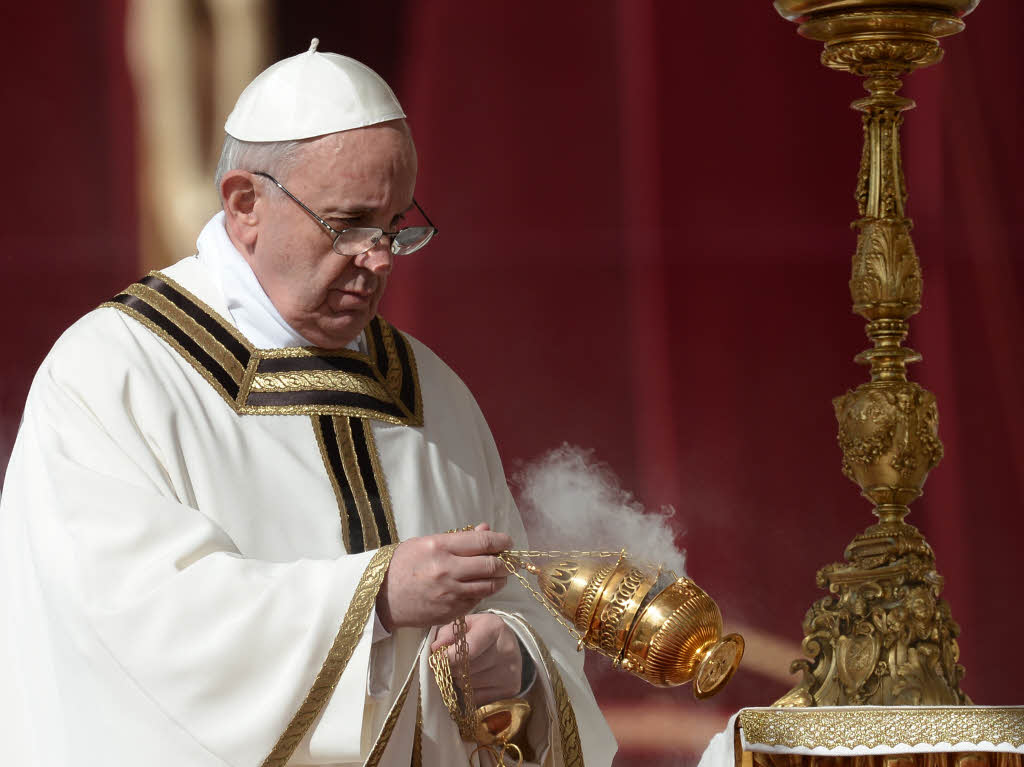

{"left": 0, "top": 222, "right": 617, "bottom": 766}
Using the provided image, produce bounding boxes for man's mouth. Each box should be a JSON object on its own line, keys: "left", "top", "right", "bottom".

{"left": 326, "top": 288, "right": 373, "bottom": 312}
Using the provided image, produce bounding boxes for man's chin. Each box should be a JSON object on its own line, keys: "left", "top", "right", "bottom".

{"left": 302, "top": 312, "right": 373, "bottom": 350}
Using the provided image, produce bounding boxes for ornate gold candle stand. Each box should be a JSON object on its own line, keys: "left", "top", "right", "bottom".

{"left": 771, "top": 0, "right": 978, "bottom": 709}
{"left": 691, "top": 9, "right": 1024, "bottom": 767}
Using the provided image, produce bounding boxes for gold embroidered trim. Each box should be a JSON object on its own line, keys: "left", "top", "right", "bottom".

{"left": 239, "top": 351, "right": 260, "bottom": 400}
{"left": 363, "top": 663, "right": 416, "bottom": 767}
{"left": 105, "top": 272, "right": 422, "bottom": 424}
{"left": 258, "top": 346, "right": 366, "bottom": 360}
{"left": 261, "top": 544, "right": 397, "bottom": 767}
{"left": 241, "top": 403, "right": 414, "bottom": 424}
{"left": 740, "top": 708, "right": 1024, "bottom": 751}
{"left": 363, "top": 422, "right": 398, "bottom": 546}
{"left": 125, "top": 282, "right": 249, "bottom": 383}
{"left": 145, "top": 270, "right": 252, "bottom": 351}
{"left": 100, "top": 299, "right": 240, "bottom": 408}
{"left": 518, "top": 622, "right": 586, "bottom": 767}
{"left": 380, "top": 321, "right": 405, "bottom": 402}
{"left": 311, "top": 416, "right": 396, "bottom": 553}
{"left": 250, "top": 370, "right": 390, "bottom": 398}
{"left": 397, "top": 329, "right": 424, "bottom": 424}
{"left": 336, "top": 417, "right": 381, "bottom": 551}
{"left": 311, "top": 416, "right": 354, "bottom": 553}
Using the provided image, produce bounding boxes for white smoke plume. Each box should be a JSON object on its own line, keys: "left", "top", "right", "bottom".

{"left": 513, "top": 444, "right": 686, "bottom": 576}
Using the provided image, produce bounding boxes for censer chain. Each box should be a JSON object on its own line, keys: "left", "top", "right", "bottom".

{"left": 433, "top": 526, "right": 526, "bottom": 765}
{"left": 497, "top": 554, "right": 588, "bottom": 644}
{"left": 502, "top": 549, "right": 628, "bottom": 560}
{"left": 428, "top": 614, "right": 479, "bottom": 740}
{"left": 433, "top": 532, "right": 667, "bottom": 762}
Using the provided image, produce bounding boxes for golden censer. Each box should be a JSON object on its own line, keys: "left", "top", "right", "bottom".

{"left": 500, "top": 550, "right": 744, "bottom": 698}
{"left": 430, "top": 535, "right": 745, "bottom": 765}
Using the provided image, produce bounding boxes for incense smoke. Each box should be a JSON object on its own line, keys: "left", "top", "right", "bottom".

{"left": 514, "top": 444, "right": 686, "bottom": 576}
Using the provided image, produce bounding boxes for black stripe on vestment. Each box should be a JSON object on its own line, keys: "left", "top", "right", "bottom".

{"left": 319, "top": 415, "right": 365, "bottom": 554}
{"left": 113, "top": 293, "right": 240, "bottom": 400}
{"left": 368, "top": 317, "right": 389, "bottom": 378}
{"left": 256, "top": 355, "right": 377, "bottom": 377}
{"left": 139, "top": 275, "right": 251, "bottom": 367}
{"left": 391, "top": 331, "right": 417, "bottom": 414}
{"left": 349, "top": 419, "right": 392, "bottom": 547}
{"left": 246, "top": 389, "right": 405, "bottom": 418}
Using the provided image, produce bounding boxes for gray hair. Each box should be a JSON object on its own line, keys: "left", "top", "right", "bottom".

{"left": 213, "top": 135, "right": 310, "bottom": 199}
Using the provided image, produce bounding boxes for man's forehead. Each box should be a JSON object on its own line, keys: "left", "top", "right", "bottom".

{"left": 285, "top": 124, "right": 417, "bottom": 209}
{"left": 305, "top": 121, "right": 414, "bottom": 164}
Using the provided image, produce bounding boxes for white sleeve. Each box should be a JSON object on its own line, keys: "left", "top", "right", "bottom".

{"left": 0, "top": 344, "right": 385, "bottom": 766}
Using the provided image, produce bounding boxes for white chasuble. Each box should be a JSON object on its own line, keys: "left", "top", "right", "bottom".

{"left": 0, "top": 255, "right": 617, "bottom": 766}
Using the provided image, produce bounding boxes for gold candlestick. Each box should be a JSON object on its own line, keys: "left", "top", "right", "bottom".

{"left": 773, "top": 0, "right": 977, "bottom": 707}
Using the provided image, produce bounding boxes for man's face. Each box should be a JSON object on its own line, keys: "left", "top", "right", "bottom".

{"left": 248, "top": 121, "right": 418, "bottom": 349}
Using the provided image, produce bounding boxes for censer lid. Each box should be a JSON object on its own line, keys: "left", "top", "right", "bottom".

{"left": 694, "top": 633, "right": 744, "bottom": 699}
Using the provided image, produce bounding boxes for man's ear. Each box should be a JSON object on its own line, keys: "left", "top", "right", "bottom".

{"left": 221, "top": 170, "right": 260, "bottom": 249}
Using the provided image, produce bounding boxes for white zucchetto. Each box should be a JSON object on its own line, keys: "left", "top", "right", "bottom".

{"left": 224, "top": 38, "right": 406, "bottom": 142}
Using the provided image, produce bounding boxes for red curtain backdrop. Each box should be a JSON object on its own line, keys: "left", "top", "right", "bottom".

{"left": 2, "top": 2, "right": 1022, "bottom": 765}
{"left": 1, "top": 0, "right": 138, "bottom": 469}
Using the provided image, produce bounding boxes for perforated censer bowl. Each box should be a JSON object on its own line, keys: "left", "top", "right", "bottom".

{"left": 533, "top": 556, "right": 744, "bottom": 698}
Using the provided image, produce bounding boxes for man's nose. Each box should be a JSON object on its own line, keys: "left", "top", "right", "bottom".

{"left": 355, "top": 238, "right": 394, "bottom": 274}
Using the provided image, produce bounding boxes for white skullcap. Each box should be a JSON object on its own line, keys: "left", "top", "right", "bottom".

{"left": 224, "top": 38, "right": 406, "bottom": 142}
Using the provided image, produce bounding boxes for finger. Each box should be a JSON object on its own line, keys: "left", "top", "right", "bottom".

{"left": 437, "top": 621, "right": 496, "bottom": 664}
{"left": 450, "top": 552, "right": 507, "bottom": 583}
{"left": 442, "top": 529, "right": 513, "bottom": 557}
{"left": 441, "top": 645, "right": 499, "bottom": 675}
{"left": 462, "top": 613, "right": 505, "bottom": 660}
{"left": 474, "top": 523, "right": 491, "bottom": 531}
{"left": 431, "top": 623, "right": 458, "bottom": 652}
{"left": 455, "top": 576, "right": 508, "bottom": 603}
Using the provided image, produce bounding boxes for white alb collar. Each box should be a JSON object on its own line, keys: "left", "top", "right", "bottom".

{"left": 195, "top": 212, "right": 360, "bottom": 352}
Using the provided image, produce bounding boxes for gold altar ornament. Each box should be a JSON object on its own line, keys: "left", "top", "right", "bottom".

{"left": 500, "top": 550, "right": 744, "bottom": 699}
{"left": 772, "top": 0, "right": 977, "bottom": 708}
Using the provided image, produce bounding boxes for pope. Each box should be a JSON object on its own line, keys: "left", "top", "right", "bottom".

{"left": 0, "top": 40, "right": 616, "bottom": 766}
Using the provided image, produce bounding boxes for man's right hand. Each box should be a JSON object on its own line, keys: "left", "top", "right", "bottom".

{"left": 375, "top": 525, "right": 512, "bottom": 631}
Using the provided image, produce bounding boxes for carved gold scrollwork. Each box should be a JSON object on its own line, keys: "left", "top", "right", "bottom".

{"left": 850, "top": 220, "right": 922, "bottom": 318}
{"left": 822, "top": 40, "right": 943, "bottom": 76}
{"left": 774, "top": 1, "right": 972, "bottom": 709}
{"left": 834, "top": 382, "right": 943, "bottom": 500}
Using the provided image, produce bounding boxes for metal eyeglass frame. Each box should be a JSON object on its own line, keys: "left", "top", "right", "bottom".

{"left": 251, "top": 170, "right": 438, "bottom": 256}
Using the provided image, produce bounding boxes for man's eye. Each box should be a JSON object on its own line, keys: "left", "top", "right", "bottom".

{"left": 391, "top": 213, "right": 408, "bottom": 229}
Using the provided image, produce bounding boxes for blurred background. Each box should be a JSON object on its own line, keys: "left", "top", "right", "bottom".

{"left": 1, "top": 1, "right": 1022, "bottom": 764}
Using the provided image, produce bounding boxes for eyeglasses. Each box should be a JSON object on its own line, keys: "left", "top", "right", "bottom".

{"left": 252, "top": 171, "right": 438, "bottom": 257}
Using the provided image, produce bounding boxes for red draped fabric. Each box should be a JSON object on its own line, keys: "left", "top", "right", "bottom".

{"left": 1, "top": 0, "right": 138, "bottom": 462}
{"left": 2, "top": 2, "right": 1022, "bottom": 764}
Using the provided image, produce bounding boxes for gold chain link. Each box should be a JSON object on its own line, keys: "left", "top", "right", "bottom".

{"left": 428, "top": 615, "right": 479, "bottom": 741}
{"left": 503, "top": 549, "right": 627, "bottom": 560}
{"left": 430, "top": 527, "right": 488, "bottom": 765}
{"left": 430, "top": 531, "right": 655, "bottom": 763}
{"left": 498, "top": 554, "right": 589, "bottom": 645}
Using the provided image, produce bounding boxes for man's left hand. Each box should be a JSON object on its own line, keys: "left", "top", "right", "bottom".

{"left": 431, "top": 613, "right": 523, "bottom": 705}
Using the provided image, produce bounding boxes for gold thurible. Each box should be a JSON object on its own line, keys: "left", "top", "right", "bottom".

{"left": 501, "top": 551, "right": 744, "bottom": 699}
{"left": 431, "top": 544, "right": 744, "bottom": 761}
{"left": 773, "top": 0, "right": 977, "bottom": 707}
